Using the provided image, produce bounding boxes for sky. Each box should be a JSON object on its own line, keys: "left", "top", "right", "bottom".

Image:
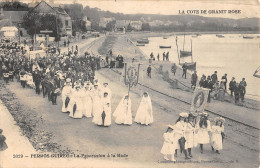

{"left": 20, "top": 0, "right": 260, "bottom": 19}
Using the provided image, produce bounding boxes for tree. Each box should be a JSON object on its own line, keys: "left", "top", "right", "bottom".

{"left": 126, "top": 23, "right": 133, "bottom": 32}
{"left": 141, "top": 23, "right": 151, "bottom": 31}
{"left": 23, "top": 11, "right": 62, "bottom": 43}
{"left": 105, "top": 20, "right": 116, "bottom": 31}
{"left": 0, "top": 1, "right": 29, "bottom": 11}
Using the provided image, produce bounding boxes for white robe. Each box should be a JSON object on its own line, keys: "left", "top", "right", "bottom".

{"left": 69, "top": 89, "right": 84, "bottom": 119}
{"left": 113, "top": 96, "right": 132, "bottom": 125}
{"left": 210, "top": 125, "right": 224, "bottom": 150}
{"left": 103, "top": 97, "right": 112, "bottom": 126}
{"left": 196, "top": 120, "right": 211, "bottom": 144}
{"left": 102, "top": 86, "right": 112, "bottom": 99}
{"left": 82, "top": 89, "right": 93, "bottom": 118}
{"left": 134, "top": 95, "right": 153, "bottom": 125}
{"left": 160, "top": 132, "right": 176, "bottom": 155}
{"left": 173, "top": 121, "right": 187, "bottom": 150}
{"left": 185, "top": 122, "right": 198, "bottom": 149}
{"left": 92, "top": 88, "right": 103, "bottom": 124}
{"left": 61, "top": 85, "right": 73, "bottom": 113}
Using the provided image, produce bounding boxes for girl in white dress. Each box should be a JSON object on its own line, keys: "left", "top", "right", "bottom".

{"left": 211, "top": 117, "right": 225, "bottom": 154}
{"left": 61, "top": 78, "right": 72, "bottom": 113}
{"left": 134, "top": 92, "right": 153, "bottom": 125}
{"left": 196, "top": 112, "right": 211, "bottom": 153}
{"left": 113, "top": 94, "right": 132, "bottom": 125}
{"left": 92, "top": 84, "right": 103, "bottom": 124}
{"left": 82, "top": 82, "right": 93, "bottom": 118}
{"left": 69, "top": 84, "right": 84, "bottom": 119}
{"left": 173, "top": 112, "right": 190, "bottom": 160}
{"left": 160, "top": 125, "right": 176, "bottom": 161}
{"left": 185, "top": 112, "right": 198, "bottom": 158}
{"left": 102, "top": 92, "right": 112, "bottom": 126}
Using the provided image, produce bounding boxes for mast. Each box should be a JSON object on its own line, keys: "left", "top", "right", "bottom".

{"left": 175, "top": 36, "right": 181, "bottom": 64}
{"left": 191, "top": 39, "right": 193, "bottom": 63}
{"left": 183, "top": 26, "right": 185, "bottom": 51}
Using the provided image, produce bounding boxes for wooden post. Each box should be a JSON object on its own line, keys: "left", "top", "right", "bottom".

{"left": 175, "top": 37, "right": 180, "bottom": 65}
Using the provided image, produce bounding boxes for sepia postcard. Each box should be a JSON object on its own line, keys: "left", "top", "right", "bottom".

{"left": 0, "top": 0, "right": 259, "bottom": 167}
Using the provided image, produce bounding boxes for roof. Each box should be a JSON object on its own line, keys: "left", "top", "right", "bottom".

{"left": 53, "top": 7, "right": 69, "bottom": 16}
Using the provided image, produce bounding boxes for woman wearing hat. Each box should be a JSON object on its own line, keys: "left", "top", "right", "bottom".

{"left": 196, "top": 112, "right": 211, "bottom": 153}
{"left": 134, "top": 92, "right": 153, "bottom": 126}
{"left": 173, "top": 112, "right": 190, "bottom": 159}
{"left": 61, "top": 78, "right": 73, "bottom": 113}
{"left": 185, "top": 112, "right": 198, "bottom": 157}
{"left": 210, "top": 117, "right": 225, "bottom": 154}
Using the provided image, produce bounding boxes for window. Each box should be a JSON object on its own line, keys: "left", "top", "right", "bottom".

{"left": 65, "top": 20, "right": 69, "bottom": 26}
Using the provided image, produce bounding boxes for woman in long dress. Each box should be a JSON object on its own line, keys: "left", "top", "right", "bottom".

{"left": 196, "top": 112, "right": 211, "bottom": 153}
{"left": 69, "top": 84, "right": 84, "bottom": 119}
{"left": 102, "top": 92, "right": 112, "bottom": 126}
{"left": 113, "top": 94, "right": 132, "bottom": 125}
{"left": 82, "top": 82, "right": 93, "bottom": 118}
{"left": 61, "top": 78, "right": 72, "bottom": 113}
{"left": 134, "top": 92, "right": 153, "bottom": 125}
{"left": 92, "top": 84, "right": 103, "bottom": 125}
{"left": 211, "top": 117, "right": 225, "bottom": 154}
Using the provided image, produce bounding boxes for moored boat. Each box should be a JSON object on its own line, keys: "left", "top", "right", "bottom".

{"left": 180, "top": 50, "right": 192, "bottom": 57}
{"left": 180, "top": 62, "right": 197, "bottom": 71}
{"left": 243, "top": 36, "right": 254, "bottom": 39}
{"left": 136, "top": 44, "right": 145, "bottom": 46}
{"left": 216, "top": 34, "right": 224, "bottom": 38}
{"left": 137, "top": 38, "right": 149, "bottom": 44}
{"left": 159, "top": 45, "right": 171, "bottom": 48}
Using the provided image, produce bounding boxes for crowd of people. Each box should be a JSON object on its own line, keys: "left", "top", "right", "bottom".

{"left": 161, "top": 112, "right": 225, "bottom": 162}
{"left": 188, "top": 69, "right": 247, "bottom": 104}
{"left": 0, "top": 38, "right": 154, "bottom": 127}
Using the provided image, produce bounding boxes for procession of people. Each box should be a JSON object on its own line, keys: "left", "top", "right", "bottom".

{"left": 160, "top": 112, "right": 225, "bottom": 162}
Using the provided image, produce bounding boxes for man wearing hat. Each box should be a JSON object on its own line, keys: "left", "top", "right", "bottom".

{"left": 191, "top": 70, "right": 198, "bottom": 90}
{"left": 211, "top": 71, "right": 218, "bottom": 84}
{"left": 239, "top": 78, "right": 247, "bottom": 102}
{"left": 221, "top": 73, "right": 227, "bottom": 91}
{"left": 62, "top": 78, "right": 73, "bottom": 113}
{"left": 229, "top": 77, "right": 236, "bottom": 97}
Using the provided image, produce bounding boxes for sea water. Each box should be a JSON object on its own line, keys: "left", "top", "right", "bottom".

{"left": 137, "top": 34, "right": 260, "bottom": 100}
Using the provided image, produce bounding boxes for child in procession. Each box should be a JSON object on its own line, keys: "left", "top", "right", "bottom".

{"left": 160, "top": 125, "right": 176, "bottom": 161}
{"left": 211, "top": 117, "right": 225, "bottom": 154}
{"left": 196, "top": 112, "right": 211, "bottom": 153}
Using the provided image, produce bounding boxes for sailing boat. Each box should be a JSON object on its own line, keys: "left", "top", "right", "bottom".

{"left": 175, "top": 33, "right": 196, "bottom": 71}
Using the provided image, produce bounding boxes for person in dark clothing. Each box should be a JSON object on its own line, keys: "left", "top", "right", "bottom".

{"left": 147, "top": 65, "right": 152, "bottom": 78}
{"left": 239, "top": 78, "right": 247, "bottom": 102}
{"left": 150, "top": 52, "right": 154, "bottom": 59}
{"left": 64, "top": 40, "right": 66, "bottom": 47}
{"left": 0, "top": 129, "right": 8, "bottom": 151}
{"left": 182, "top": 62, "right": 188, "bottom": 79}
{"left": 157, "top": 53, "right": 160, "bottom": 61}
{"left": 171, "top": 63, "right": 177, "bottom": 76}
{"left": 229, "top": 77, "right": 236, "bottom": 97}
{"left": 163, "top": 52, "right": 165, "bottom": 61}
{"left": 191, "top": 71, "right": 198, "bottom": 89}
{"left": 211, "top": 71, "right": 218, "bottom": 84}
{"left": 206, "top": 76, "right": 213, "bottom": 103}
{"left": 234, "top": 82, "right": 240, "bottom": 104}
{"left": 221, "top": 73, "right": 227, "bottom": 91}
{"left": 33, "top": 69, "right": 41, "bottom": 95}
{"left": 199, "top": 75, "right": 207, "bottom": 88}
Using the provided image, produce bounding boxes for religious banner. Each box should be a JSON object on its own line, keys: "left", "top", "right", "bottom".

{"left": 190, "top": 87, "right": 210, "bottom": 113}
